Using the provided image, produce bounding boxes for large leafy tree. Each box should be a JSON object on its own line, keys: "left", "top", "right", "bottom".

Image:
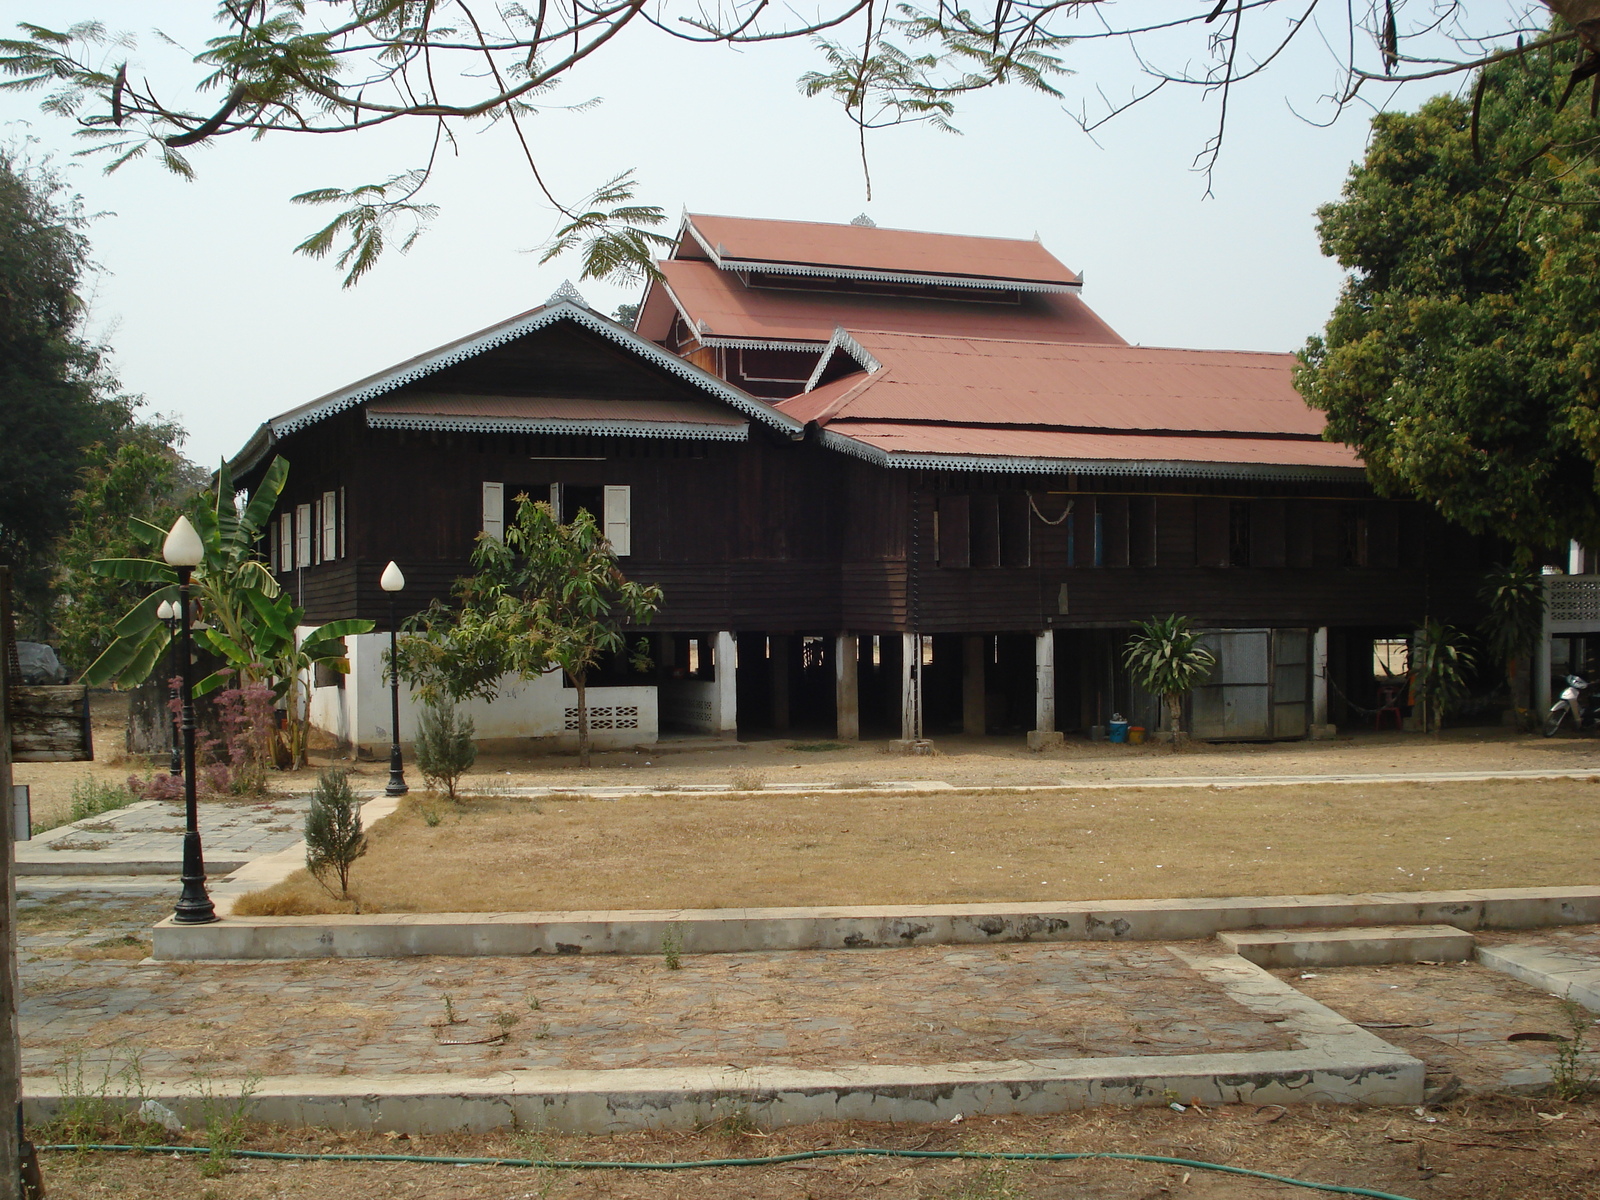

{"left": 9, "top": 5, "right": 1600, "bottom": 284}
{"left": 1299, "top": 32, "right": 1600, "bottom": 555}
{"left": 0, "top": 145, "right": 136, "bottom": 627}
{"left": 396, "top": 495, "right": 661, "bottom": 768}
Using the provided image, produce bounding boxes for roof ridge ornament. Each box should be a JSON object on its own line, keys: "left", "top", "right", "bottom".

{"left": 850, "top": 213, "right": 877, "bottom": 227}
{"left": 546, "top": 279, "right": 591, "bottom": 309}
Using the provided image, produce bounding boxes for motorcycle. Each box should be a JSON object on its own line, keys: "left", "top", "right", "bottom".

{"left": 1542, "top": 674, "right": 1590, "bottom": 737}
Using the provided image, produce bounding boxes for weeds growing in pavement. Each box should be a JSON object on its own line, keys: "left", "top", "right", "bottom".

{"left": 66, "top": 777, "right": 138, "bottom": 826}
{"left": 661, "top": 923, "right": 684, "bottom": 970}
{"left": 1552, "top": 999, "right": 1598, "bottom": 1101}
{"left": 42, "top": 1048, "right": 162, "bottom": 1148}
{"left": 195, "top": 1071, "right": 260, "bottom": 1177}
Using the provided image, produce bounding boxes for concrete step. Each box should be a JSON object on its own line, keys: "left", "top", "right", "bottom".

{"left": 1219, "top": 924, "right": 1475, "bottom": 969}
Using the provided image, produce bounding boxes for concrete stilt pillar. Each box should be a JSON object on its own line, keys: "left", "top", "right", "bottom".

{"left": 963, "top": 635, "right": 986, "bottom": 736}
{"left": 770, "top": 635, "right": 790, "bottom": 732}
{"left": 1311, "top": 626, "right": 1333, "bottom": 738}
{"left": 835, "top": 634, "right": 859, "bottom": 741}
{"left": 1028, "top": 629, "right": 1063, "bottom": 750}
{"left": 900, "top": 632, "right": 922, "bottom": 743}
{"left": 714, "top": 631, "right": 738, "bottom": 739}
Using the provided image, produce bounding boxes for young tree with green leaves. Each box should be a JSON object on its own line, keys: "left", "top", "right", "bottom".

{"left": 396, "top": 496, "right": 662, "bottom": 768}
{"left": 1122, "top": 615, "right": 1216, "bottom": 747}
{"left": 1299, "top": 32, "right": 1600, "bottom": 554}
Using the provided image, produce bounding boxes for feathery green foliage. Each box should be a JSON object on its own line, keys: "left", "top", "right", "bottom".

{"left": 305, "top": 768, "right": 366, "bottom": 900}
{"left": 1122, "top": 615, "right": 1216, "bottom": 745}
{"left": 414, "top": 700, "right": 477, "bottom": 800}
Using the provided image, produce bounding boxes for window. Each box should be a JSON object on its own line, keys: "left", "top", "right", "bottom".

{"left": 1228, "top": 500, "right": 1251, "bottom": 568}
{"left": 322, "top": 491, "right": 339, "bottom": 560}
{"left": 482, "top": 481, "right": 504, "bottom": 540}
{"left": 488, "top": 480, "right": 632, "bottom": 554}
{"left": 295, "top": 503, "right": 312, "bottom": 568}
{"left": 277, "top": 513, "right": 293, "bottom": 573}
{"left": 937, "top": 493, "right": 1028, "bottom": 567}
{"left": 1373, "top": 639, "right": 1409, "bottom": 677}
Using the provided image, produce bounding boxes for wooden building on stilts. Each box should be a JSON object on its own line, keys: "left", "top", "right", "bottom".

{"left": 231, "top": 214, "right": 1494, "bottom": 753}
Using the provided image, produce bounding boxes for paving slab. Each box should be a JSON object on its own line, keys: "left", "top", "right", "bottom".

{"left": 1219, "top": 925, "right": 1475, "bottom": 968}
{"left": 15, "top": 797, "right": 308, "bottom": 876}
{"left": 1476, "top": 942, "right": 1600, "bottom": 1012}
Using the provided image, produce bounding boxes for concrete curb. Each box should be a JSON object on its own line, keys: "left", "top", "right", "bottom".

{"left": 152, "top": 885, "right": 1600, "bottom": 961}
{"left": 1476, "top": 943, "right": 1600, "bottom": 1012}
{"left": 22, "top": 954, "right": 1423, "bottom": 1133}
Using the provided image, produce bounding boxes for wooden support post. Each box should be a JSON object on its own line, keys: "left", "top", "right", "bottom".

{"left": 1028, "top": 630, "right": 1063, "bottom": 751}
{"left": 0, "top": 571, "right": 24, "bottom": 1200}
{"left": 714, "top": 631, "right": 738, "bottom": 740}
{"left": 835, "top": 635, "right": 859, "bottom": 742}
{"left": 962, "top": 635, "right": 986, "bottom": 736}
{"left": 770, "top": 636, "right": 790, "bottom": 733}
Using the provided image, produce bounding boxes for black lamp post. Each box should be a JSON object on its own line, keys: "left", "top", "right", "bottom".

{"left": 157, "top": 599, "right": 182, "bottom": 777}
{"left": 380, "top": 561, "right": 409, "bottom": 797}
{"left": 164, "top": 516, "right": 216, "bottom": 924}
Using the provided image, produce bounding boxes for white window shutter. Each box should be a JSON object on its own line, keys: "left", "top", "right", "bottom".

{"left": 604, "top": 485, "right": 632, "bottom": 556}
{"left": 338, "top": 486, "right": 346, "bottom": 559}
{"left": 295, "top": 503, "right": 313, "bottom": 567}
{"left": 482, "top": 481, "right": 504, "bottom": 541}
{"left": 278, "top": 514, "right": 293, "bottom": 571}
{"left": 322, "top": 491, "right": 338, "bottom": 560}
{"left": 548, "top": 482, "right": 561, "bottom": 516}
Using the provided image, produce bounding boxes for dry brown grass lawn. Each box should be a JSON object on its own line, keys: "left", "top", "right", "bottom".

{"left": 235, "top": 776, "right": 1600, "bottom": 915}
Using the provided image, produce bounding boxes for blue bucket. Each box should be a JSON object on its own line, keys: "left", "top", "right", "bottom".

{"left": 1108, "top": 720, "right": 1129, "bottom": 743}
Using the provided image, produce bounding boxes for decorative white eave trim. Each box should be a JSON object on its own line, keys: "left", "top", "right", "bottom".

{"left": 815, "top": 428, "right": 1367, "bottom": 482}
{"left": 699, "top": 336, "right": 829, "bottom": 354}
{"left": 260, "top": 301, "right": 803, "bottom": 442}
{"left": 681, "top": 217, "right": 1081, "bottom": 295}
{"left": 803, "top": 328, "right": 883, "bottom": 393}
{"left": 366, "top": 411, "right": 749, "bottom": 441}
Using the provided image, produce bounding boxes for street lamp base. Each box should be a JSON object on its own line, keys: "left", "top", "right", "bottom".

{"left": 173, "top": 888, "right": 218, "bottom": 925}
{"left": 385, "top": 744, "right": 409, "bottom": 797}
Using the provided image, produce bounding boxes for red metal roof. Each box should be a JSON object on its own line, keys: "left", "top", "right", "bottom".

{"left": 683, "top": 214, "right": 1081, "bottom": 287}
{"left": 776, "top": 331, "right": 1358, "bottom": 474}
{"left": 642, "top": 260, "right": 1125, "bottom": 348}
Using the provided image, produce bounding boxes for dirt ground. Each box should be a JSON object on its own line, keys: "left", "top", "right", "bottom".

{"left": 17, "top": 693, "right": 1600, "bottom": 840}
{"left": 236, "top": 775, "right": 1600, "bottom": 914}
{"left": 33, "top": 1096, "right": 1600, "bottom": 1200}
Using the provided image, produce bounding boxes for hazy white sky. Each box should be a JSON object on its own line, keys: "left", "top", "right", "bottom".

{"left": 1, "top": 3, "right": 1465, "bottom": 469}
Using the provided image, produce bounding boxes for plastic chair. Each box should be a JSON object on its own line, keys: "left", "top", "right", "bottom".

{"left": 1374, "top": 680, "right": 1405, "bottom": 730}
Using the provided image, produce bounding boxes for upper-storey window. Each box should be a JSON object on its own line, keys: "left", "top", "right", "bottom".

{"left": 934, "top": 494, "right": 1029, "bottom": 567}
{"left": 481, "top": 481, "right": 632, "bottom": 556}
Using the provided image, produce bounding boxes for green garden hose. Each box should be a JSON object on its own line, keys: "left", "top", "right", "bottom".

{"left": 41, "top": 1142, "right": 1418, "bottom": 1199}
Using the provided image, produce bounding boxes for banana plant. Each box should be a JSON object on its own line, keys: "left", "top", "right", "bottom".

{"left": 81, "top": 455, "right": 372, "bottom": 766}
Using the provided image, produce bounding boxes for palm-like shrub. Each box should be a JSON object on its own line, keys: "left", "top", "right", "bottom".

{"left": 415, "top": 700, "right": 477, "bottom": 800}
{"left": 1478, "top": 565, "right": 1545, "bottom": 710}
{"left": 1123, "top": 615, "right": 1217, "bottom": 746}
{"left": 1413, "top": 620, "right": 1477, "bottom": 734}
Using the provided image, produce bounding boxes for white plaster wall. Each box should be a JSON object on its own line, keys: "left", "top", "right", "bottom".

{"left": 306, "top": 629, "right": 658, "bottom": 751}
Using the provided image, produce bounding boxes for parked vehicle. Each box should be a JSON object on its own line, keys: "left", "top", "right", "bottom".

{"left": 1543, "top": 674, "right": 1590, "bottom": 737}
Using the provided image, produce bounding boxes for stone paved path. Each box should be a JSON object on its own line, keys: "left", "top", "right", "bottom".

{"left": 16, "top": 901, "right": 1294, "bottom": 1079}
{"left": 16, "top": 796, "right": 310, "bottom": 873}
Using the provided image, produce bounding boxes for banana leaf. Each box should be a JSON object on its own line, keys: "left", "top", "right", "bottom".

{"left": 240, "top": 457, "right": 289, "bottom": 533}
{"left": 81, "top": 625, "right": 164, "bottom": 687}
{"left": 112, "top": 587, "right": 178, "bottom": 638}
{"left": 90, "top": 558, "right": 177, "bottom": 584}
{"left": 299, "top": 619, "right": 376, "bottom": 657}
